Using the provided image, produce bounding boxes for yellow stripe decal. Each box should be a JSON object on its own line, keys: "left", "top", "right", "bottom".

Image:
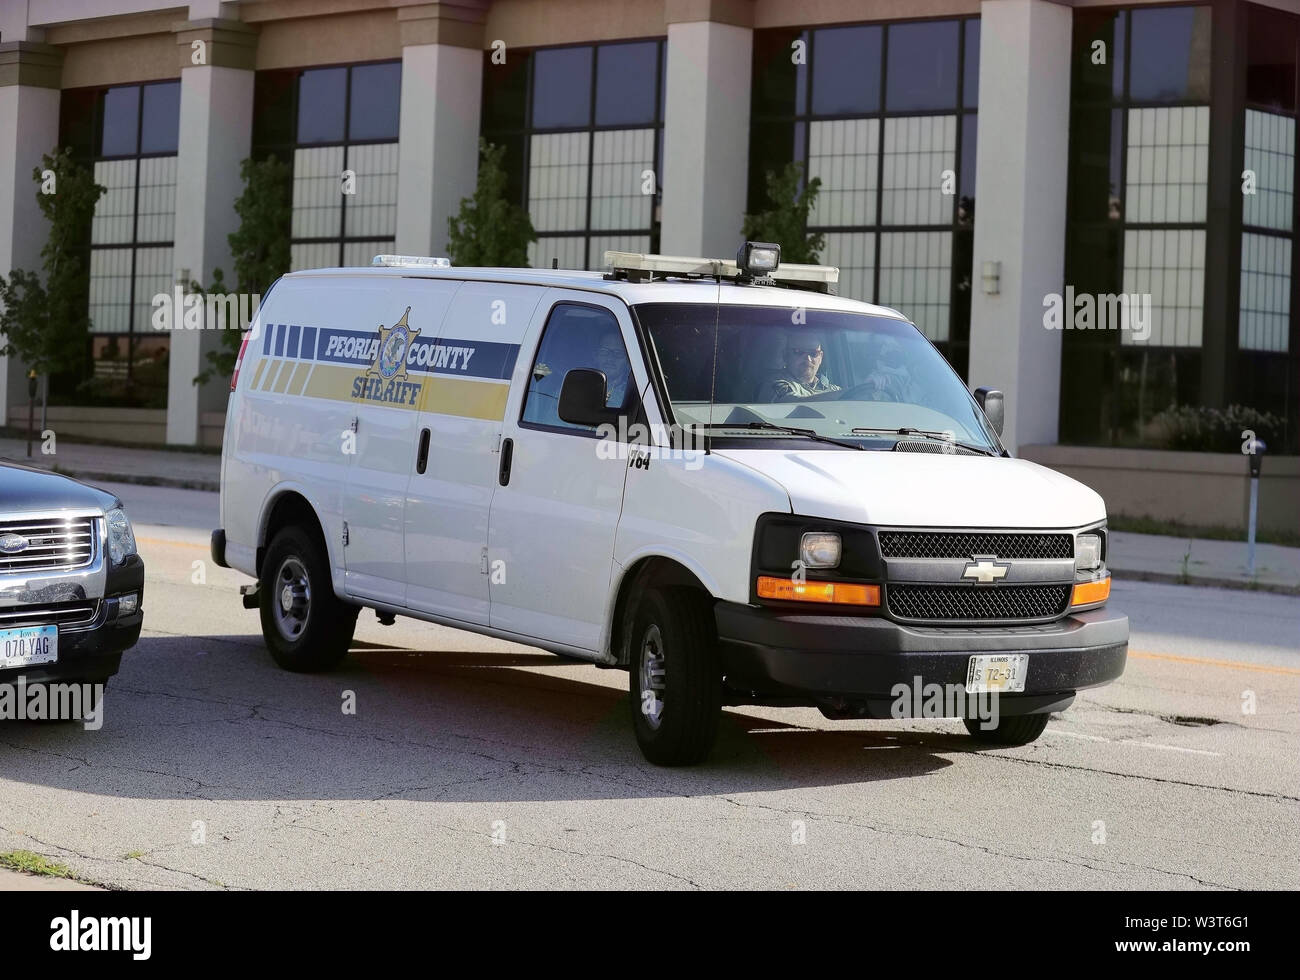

{"left": 273, "top": 360, "right": 296, "bottom": 393}
{"left": 261, "top": 359, "right": 283, "bottom": 391}
{"left": 289, "top": 361, "right": 312, "bottom": 395}
{"left": 297, "top": 364, "right": 509, "bottom": 421}
{"left": 250, "top": 358, "right": 268, "bottom": 391}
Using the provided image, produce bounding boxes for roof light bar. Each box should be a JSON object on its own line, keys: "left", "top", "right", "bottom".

{"left": 371, "top": 254, "right": 452, "bottom": 269}
{"left": 603, "top": 248, "right": 838, "bottom": 291}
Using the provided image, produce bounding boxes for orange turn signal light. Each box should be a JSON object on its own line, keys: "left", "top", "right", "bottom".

{"left": 757, "top": 576, "right": 881, "bottom": 606}
{"left": 1071, "top": 576, "right": 1111, "bottom": 606}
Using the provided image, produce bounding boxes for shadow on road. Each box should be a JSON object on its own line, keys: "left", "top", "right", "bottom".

{"left": 1, "top": 634, "right": 972, "bottom": 802}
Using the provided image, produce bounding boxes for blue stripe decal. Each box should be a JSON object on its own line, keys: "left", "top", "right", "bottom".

{"left": 275, "top": 325, "right": 288, "bottom": 357}
{"left": 314, "top": 327, "right": 519, "bottom": 381}
{"left": 286, "top": 323, "right": 301, "bottom": 359}
{"left": 261, "top": 322, "right": 275, "bottom": 356}
{"left": 300, "top": 326, "right": 316, "bottom": 360}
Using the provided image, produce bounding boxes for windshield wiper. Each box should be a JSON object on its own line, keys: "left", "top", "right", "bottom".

{"left": 697, "top": 421, "right": 866, "bottom": 451}
{"left": 850, "top": 426, "right": 999, "bottom": 457}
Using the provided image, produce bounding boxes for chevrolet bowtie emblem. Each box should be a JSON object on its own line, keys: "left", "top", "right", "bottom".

{"left": 962, "top": 556, "right": 1009, "bottom": 584}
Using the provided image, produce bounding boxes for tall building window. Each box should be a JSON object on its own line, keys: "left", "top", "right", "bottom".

{"left": 253, "top": 61, "right": 401, "bottom": 270}
{"left": 748, "top": 18, "right": 979, "bottom": 377}
{"left": 1238, "top": 3, "right": 1298, "bottom": 450}
{"left": 58, "top": 80, "right": 180, "bottom": 407}
{"left": 481, "top": 39, "right": 665, "bottom": 270}
{"left": 1062, "top": 5, "right": 1216, "bottom": 447}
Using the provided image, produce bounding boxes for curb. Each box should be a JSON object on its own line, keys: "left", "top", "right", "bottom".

{"left": 1111, "top": 568, "right": 1300, "bottom": 597}
{"left": 52, "top": 467, "right": 221, "bottom": 494}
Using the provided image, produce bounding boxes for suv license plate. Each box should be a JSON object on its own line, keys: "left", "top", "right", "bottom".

{"left": 966, "top": 654, "right": 1028, "bottom": 694}
{"left": 0, "top": 625, "right": 58, "bottom": 669}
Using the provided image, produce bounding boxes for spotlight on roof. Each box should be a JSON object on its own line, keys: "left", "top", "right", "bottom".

{"left": 736, "top": 241, "right": 781, "bottom": 280}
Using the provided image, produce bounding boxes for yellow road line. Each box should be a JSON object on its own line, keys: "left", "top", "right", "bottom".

{"left": 138, "top": 537, "right": 206, "bottom": 550}
{"left": 1130, "top": 649, "right": 1300, "bottom": 676}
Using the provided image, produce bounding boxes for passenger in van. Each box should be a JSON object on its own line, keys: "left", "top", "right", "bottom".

{"left": 596, "top": 326, "right": 632, "bottom": 409}
{"left": 770, "top": 334, "right": 842, "bottom": 400}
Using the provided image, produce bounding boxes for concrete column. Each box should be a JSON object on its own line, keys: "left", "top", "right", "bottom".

{"left": 0, "top": 41, "right": 62, "bottom": 428}
{"left": 165, "top": 17, "right": 256, "bottom": 446}
{"left": 967, "top": 0, "right": 1072, "bottom": 453}
{"left": 395, "top": 2, "right": 486, "bottom": 258}
{"left": 660, "top": 0, "right": 753, "bottom": 259}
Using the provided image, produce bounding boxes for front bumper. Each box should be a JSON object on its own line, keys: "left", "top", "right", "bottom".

{"left": 714, "top": 602, "right": 1128, "bottom": 716}
{"left": 0, "top": 555, "right": 144, "bottom": 685}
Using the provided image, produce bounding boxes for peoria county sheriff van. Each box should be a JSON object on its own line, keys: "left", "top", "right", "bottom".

{"left": 211, "top": 245, "right": 1127, "bottom": 766}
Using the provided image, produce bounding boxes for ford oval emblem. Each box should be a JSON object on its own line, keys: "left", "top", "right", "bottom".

{"left": 0, "top": 532, "right": 30, "bottom": 554}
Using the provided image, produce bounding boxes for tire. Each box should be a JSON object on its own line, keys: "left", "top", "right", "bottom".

{"left": 963, "top": 712, "right": 1049, "bottom": 746}
{"left": 259, "top": 525, "right": 358, "bottom": 672}
{"left": 628, "top": 586, "right": 723, "bottom": 766}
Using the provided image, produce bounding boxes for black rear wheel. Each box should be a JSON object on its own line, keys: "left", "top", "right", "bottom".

{"left": 259, "top": 526, "right": 358, "bottom": 672}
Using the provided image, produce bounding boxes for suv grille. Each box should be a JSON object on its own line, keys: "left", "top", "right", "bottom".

{"left": 887, "top": 584, "right": 1071, "bottom": 623}
{"left": 0, "top": 600, "right": 99, "bottom": 629}
{"left": 879, "top": 531, "right": 1072, "bottom": 560}
{"left": 0, "top": 517, "right": 96, "bottom": 573}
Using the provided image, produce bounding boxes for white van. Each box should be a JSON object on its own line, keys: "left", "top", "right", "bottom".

{"left": 212, "top": 246, "right": 1127, "bottom": 765}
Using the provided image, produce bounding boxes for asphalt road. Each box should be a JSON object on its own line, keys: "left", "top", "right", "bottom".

{"left": 1, "top": 482, "right": 1296, "bottom": 890}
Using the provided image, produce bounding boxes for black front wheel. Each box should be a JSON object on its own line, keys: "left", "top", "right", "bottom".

{"left": 963, "top": 712, "right": 1050, "bottom": 745}
{"left": 628, "top": 586, "right": 723, "bottom": 766}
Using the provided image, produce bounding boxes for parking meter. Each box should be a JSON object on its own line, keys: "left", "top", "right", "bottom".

{"left": 1247, "top": 439, "right": 1266, "bottom": 576}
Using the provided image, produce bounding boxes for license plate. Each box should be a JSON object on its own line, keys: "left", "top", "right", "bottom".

{"left": 0, "top": 625, "right": 58, "bottom": 669}
{"left": 966, "top": 653, "right": 1028, "bottom": 694}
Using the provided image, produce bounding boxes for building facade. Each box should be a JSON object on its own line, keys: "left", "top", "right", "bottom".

{"left": 0, "top": 0, "right": 1296, "bottom": 483}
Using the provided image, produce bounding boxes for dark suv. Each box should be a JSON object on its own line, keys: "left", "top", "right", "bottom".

{"left": 1, "top": 462, "right": 144, "bottom": 692}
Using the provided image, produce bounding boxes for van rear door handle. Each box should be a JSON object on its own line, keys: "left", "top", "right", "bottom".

{"left": 498, "top": 437, "right": 514, "bottom": 486}
{"left": 415, "top": 427, "right": 431, "bottom": 474}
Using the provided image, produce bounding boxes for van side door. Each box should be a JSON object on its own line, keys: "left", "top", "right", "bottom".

{"left": 337, "top": 279, "right": 458, "bottom": 604}
{"left": 403, "top": 281, "right": 541, "bottom": 624}
{"left": 487, "top": 290, "right": 649, "bottom": 652}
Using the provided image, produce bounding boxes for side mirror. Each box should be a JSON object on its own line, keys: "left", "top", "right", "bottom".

{"left": 974, "top": 386, "right": 1004, "bottom": 437}
{"left": 558, "top": 368, "right": 619, "bottom": 428}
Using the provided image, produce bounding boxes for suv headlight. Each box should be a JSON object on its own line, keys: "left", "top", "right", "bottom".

{"left": 1075, "top": 532, "right": 1103, "bottom": 571}
{"left": 106, "top": 508, "right": 137, "bottom": 565}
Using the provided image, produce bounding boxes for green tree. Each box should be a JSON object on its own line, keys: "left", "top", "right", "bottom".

{"left": 193, "top": 154, "right": 292, "bottom": 385}
{"left": 447, "top": 140, "right": 537, "bottom": 267}
{"left": 741, "top": 161, "right": 824, "bottom": 264}
{"left": 0, "top": 149, "right": 104, "bottom": 379}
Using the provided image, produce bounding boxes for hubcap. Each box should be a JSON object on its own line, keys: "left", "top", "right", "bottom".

{"left": 272, "top": 556, "right": 311, "bottom": 641}
{"left": 639, "top": 624, "right": 666, "bottom": 730}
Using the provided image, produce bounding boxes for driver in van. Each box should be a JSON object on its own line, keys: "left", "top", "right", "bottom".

{"left": 770, "top": 333, "right": 841, "bottom": 400}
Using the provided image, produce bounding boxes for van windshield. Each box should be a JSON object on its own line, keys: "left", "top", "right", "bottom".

{"left": 633, "top": 302, "right": 999, "bottom": 452}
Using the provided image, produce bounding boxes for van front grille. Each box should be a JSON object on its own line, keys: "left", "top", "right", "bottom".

{"left": 878, "top": 531, "right": 1073, "bottom": 561}
{"left": 887, "top": 584, "right": 1071, "bottom": 623}
{"left": 0, "top": 517, "right": 96, "bottom": 573}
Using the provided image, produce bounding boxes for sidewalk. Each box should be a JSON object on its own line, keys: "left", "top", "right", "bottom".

{"left": 2, "top": 435, "right": 1296, "bottom": 594}
{"left": 0, "top": 436, "right": 219, "bottom": 492}
{"left": 1107, "top": 530, "right": 1300, "bottom": 595}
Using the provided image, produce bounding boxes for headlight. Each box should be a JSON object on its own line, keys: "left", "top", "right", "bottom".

{"left": 1075, "top": 532, "right": 1103, "bottom": 571}
{"left": 106, "top": 508, "right": 137, "bottom": 565}
{"left": 800, "top": 531, "right": 841, "bottom": 568}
